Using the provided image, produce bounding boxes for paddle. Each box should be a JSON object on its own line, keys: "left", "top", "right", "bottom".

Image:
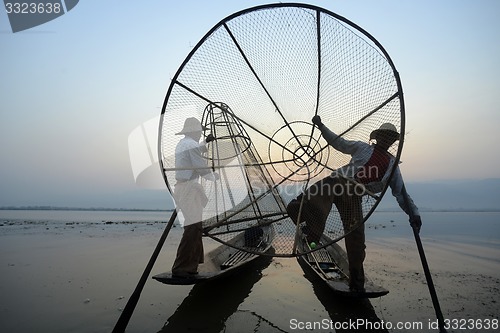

{"left": 112, "top": 209, "right": 178, "bottom": 333}
{"left": 401, "top": 185, "right": 447, "bottom": 333}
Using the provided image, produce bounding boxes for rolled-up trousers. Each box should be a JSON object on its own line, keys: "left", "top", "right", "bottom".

{"left": 171, "top": 181, "right": 207, "bottom": 274}
{"left": 287, "top": 176, "right": 366, "bottom": 289}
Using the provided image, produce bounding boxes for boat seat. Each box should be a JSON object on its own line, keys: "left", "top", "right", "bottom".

{"left": 306, "top": 247, "right": 334, "bottom": 264}
{"left": 221, "top": 249, "right": 254, "bottom": 269}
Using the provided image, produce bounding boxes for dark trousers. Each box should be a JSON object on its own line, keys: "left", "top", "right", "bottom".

{"left": 171, "top": 222, "right": 204, "bottom": 275}
{"left": 287, "top": 176, "right": 366, "bottom": 289}
{"left": 171, "top": 180, "right": 208, "bottom": 275}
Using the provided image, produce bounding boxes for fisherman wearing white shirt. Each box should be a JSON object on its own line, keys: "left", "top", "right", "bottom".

{"left": 171, "top": 117, "right": 217, "bottom": 278}
{"left": 287, "top": 115, "right": 421, "bottom": 292}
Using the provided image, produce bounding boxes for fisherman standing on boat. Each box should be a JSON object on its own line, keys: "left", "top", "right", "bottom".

{"left": 287, "top": 115, "right": 421, "bottom": 292}
{"left": 171, "top": 117, "right": 217, "bottom": 278}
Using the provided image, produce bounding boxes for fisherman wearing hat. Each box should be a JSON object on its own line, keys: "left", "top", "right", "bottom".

{"left": 287, "top": 115, "right": 421, "bottom": 292}
{"left": 171, "top": 117, "right": 217, "bottom": 278}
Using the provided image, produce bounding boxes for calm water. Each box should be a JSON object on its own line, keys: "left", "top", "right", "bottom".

{"left": 0, "top": 209, "right": 172, "bottom": 224}
{"left": 2, "top": 209, "right": 499, "bottom": 242}
{"left": 1, "top": 210, "right": 499, "bottom": 333}
{"left": 367, "top": 211, "right": 500, "bottom": 248}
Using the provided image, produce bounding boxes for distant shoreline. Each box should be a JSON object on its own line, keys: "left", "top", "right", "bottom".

{"left": 378, "top": 209, "right": 500, "bottom": 213}
{"left": 1, "top": 206, "right": 499, "bottom": 213}
{"left": 0, "top": 206, "right": 174, "bottom": 212}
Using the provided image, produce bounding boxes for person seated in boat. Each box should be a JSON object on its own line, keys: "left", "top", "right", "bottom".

{"left": 287, "top": 115, "right": 421, "bottom": 292}
{"left": 171, "top": 117, "right": 218, "bottom": 278}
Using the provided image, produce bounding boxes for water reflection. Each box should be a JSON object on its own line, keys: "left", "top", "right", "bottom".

{"left": 158, "top": 252, "right": 273, "bottom": 333}
{"left": 298, "top": 259, "right": 389, "bottom": 333}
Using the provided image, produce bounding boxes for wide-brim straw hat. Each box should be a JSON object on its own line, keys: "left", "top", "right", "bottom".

{"left": 370, "top": 123, "right": 400, "bottom": 140}
{"left": 175, "top": 117, "right": 207, "bottom": 135}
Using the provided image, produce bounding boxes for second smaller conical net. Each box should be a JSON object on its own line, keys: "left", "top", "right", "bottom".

{"left": 200, "top": 103, "right": 288, "bottom": 252}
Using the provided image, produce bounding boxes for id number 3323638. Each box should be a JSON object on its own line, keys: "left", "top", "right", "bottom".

{"left": 5, "top": 2, "right": 62, "bottom": 14}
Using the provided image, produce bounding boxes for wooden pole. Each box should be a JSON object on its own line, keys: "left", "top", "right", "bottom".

{"left": 112, "top": 209, "right": 178, "bottom": 333}
{"left": 402, "top": 185, "right": 447, "bottom": 332}
{"left": 411, "top": 224, "right": 447, "bottom": 332}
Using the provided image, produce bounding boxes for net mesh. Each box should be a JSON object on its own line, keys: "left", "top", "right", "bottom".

{"left": 160, "top": 4, "right": 403, "bottom": 257}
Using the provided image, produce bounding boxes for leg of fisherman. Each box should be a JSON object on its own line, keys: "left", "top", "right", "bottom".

{"left": 172, "top": 222, "right": 203, "bottom": 275}
{"left": 171, "top": 181, "right": 207, "bottom": 276}
{"left": 286, "top": 176, "right": 338, "bottom": 243}
{"left": 337, "top": 181, "right": 366, "bottom": 291}
{"left": 288, "top": 175, "right": 352, "bottom": 243}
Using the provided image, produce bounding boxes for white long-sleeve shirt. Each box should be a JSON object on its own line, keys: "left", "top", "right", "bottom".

{"left": 175, "top": 136, "right": 215, "bottom": 182}
{"left": 320, "top": 125, "right": 419, "bottom": 217}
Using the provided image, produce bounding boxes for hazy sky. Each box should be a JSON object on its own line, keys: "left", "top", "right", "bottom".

{"left": 1, "top": 1, "right": 499, "bottom": 208}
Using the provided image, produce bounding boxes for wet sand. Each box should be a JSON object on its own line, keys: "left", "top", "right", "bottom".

{"left": 0, "top": 211, "right": 499, "bottom": 332}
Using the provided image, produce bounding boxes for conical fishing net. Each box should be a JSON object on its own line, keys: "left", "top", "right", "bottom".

{"left": 160, "top": 4, "right": 404, "bottom": 257}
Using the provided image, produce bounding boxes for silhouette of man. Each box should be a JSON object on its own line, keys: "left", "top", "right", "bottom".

{"left": 171, "top": 117, "right": 217, "bottom": 278}
{"left": 287, "top": 115, "right": 421, "bottom": 291}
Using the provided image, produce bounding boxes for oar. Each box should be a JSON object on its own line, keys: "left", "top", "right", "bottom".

{"left": 401, "top": 185, "right": 447, "bottom": 333}
{"left": 112, "top": 209, "right": 178, "bottom": 333}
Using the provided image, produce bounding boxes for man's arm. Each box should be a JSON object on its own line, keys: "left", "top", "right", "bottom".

{"left": 191, "top": 136, "right": 218, "bottom": 181}
{"left": 312, "top": 115, "right": 365, "bottom": 155}
{"left": 389, "top": 166, "right": 422, "bottom": 232}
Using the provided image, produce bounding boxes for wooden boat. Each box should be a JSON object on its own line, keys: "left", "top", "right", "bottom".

{"left": 296, "top": 230, "right": 388, "bottom": 298}
{"left": 153, "top": 224, "right": 275, "bottom": 285}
